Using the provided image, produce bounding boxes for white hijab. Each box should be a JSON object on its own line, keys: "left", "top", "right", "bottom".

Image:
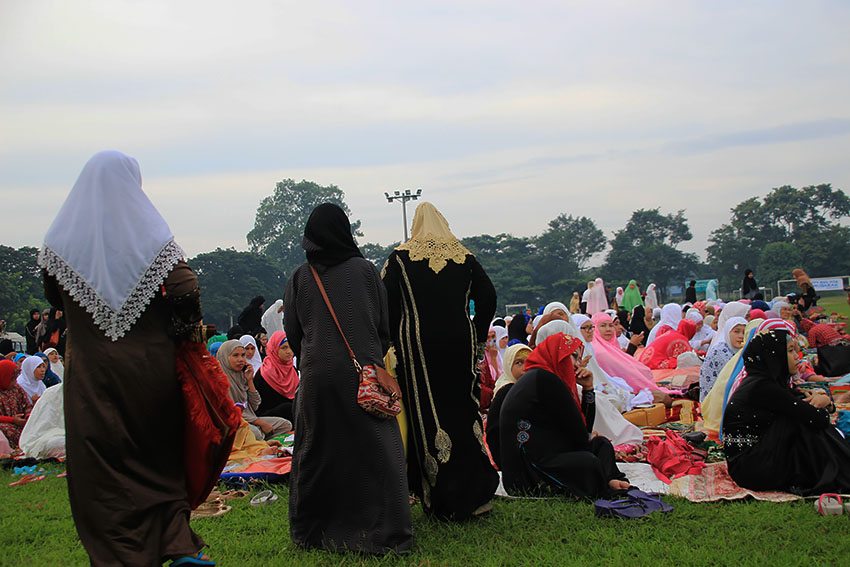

{"left": 261, "top": 299, "right": 284, "bottom": 335}
{"left": 709, "top": 301, "right": 751, "bottom": 349}
{"left": 239, "top": 335, "right": 264, "bottom": 376}
{"left": 43, "top": 348, "right": 64, "bottom": 380}
{"left": 647, "top": 303, "right": 682, "bottom": 345}
{"left": 17, "top": 356, "right": 46, "bottom": 400}
{"left": 38, "top": 151, "right": 184, "bottom": 341}
{"left": 686, "top": 311, "right": 715, "bottom": 348}
{"left": 645, "top": 283, "right": 659, "bottom": 310}
{"left": 493, "top": 326, "right": 509, "bottom": 363}
{"left": 615, "top": 287, "right": 625, "bottom": 306}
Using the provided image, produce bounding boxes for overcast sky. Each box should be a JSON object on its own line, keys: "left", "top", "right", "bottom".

{"left": 3, "top": 1, "right": 849, "bottom": 262}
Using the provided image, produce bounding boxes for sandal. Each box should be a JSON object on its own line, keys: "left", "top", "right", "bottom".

{"left": 815, "top": 493, "right": 843, "bottom": 516}
{"left": 190, "top": 501, "right": 231, "bottom": 520}
{"left": 9, "top": 474, "right": 46, "bottom": 487}
{"left": 171, "top": 552, "right": 215, "bottom": 566}
{"left": 250, "top": 489, "right": 279, "bottom": 507}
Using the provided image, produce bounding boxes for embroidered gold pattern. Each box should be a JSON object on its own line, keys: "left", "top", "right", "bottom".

{"left": 396, "top": 235, "right": 471, "bottom": 274}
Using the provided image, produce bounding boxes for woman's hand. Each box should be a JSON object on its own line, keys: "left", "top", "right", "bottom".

{"left": 805, "top": 392, "right": 832, "bottom": 409}
{"left": 243, "top": 363, "right": 254, "bottom": 382}
{"left": 575, "top": 355, "right": 594, "bottom": 390}
{"left": 12, "top": 416, "right": 27, "bottom": 427}
{"left": 629, "top": 332, "right": 644, "bottom": 346}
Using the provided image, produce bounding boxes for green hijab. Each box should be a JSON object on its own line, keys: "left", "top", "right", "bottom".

{"left": 621, "top": 279, "right": 643, "bottom": 312}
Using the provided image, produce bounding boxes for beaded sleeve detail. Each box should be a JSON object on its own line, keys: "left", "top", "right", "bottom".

{"left": 395, "top": 234, "right": 471, "bottom": 274}
{"left": 38, "top": 239, "right": 185, "bottom": 341}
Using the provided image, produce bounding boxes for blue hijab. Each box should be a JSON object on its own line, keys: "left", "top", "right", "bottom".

{"left": 35, "top": 352, "right": 61, "bottom": 387}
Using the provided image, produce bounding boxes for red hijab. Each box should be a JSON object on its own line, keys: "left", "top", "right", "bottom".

{"left": 0, "top": 360, "right": 15, "bottom": 390}
{"left": 638, "top": 318, "right": 697, "bottom": 370}
{"left": 524, "top": 332, "right": 585, "bottom": 421}
{"left": 259, "top": 331, "right": 299, "bottom": 398}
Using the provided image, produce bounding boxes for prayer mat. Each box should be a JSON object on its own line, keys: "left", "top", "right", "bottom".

{"left": 669, "top": 462, "right": 800, "bottom": 503}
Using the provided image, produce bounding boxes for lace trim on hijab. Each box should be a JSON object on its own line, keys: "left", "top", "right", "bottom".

{"left": 38, "top": 239, "right": 185, "bottom": 341}
{"left": 396, "top": 233, "right": 471, "bottom": 274}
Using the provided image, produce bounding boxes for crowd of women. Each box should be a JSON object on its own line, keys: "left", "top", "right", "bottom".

{"left": 2, "top": 150, "right": 850, "bottom": 566}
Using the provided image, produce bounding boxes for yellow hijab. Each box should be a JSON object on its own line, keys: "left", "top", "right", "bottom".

{"left": 395, "top": 202, "right": 471, "bottom": 273}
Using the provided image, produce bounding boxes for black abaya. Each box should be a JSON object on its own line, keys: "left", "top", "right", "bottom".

{"left": 499, "top": 368, "right": 625, "bottom": 498}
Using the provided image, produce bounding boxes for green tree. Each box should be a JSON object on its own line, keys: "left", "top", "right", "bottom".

{"left": 757, "top": 242, "right": 802, "bottom": 292}
{"left": 0, "top": 246, "right": 49, "bottom": 334}
{"left": 462, "top": 234, "right": 546, "bottom": 311}
{"left": 361, "top": 241, "right": 400, "bottom": 270}
{"left": 535, "top": 214, "right": 606, "bottom": 272}
{"left": 707, "top": 184, "right": 850, "bottom": 288}
{"left": 602, "top": 209, "right": 698, "bottom": 292}
{"left": 247, "top": 179, "right": 362, "bottom": 277}
{"left": 189, "top": 248, "right": 287, "bottom": 331}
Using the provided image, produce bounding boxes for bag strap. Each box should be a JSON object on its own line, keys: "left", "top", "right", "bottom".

{"left": 309, "top": 265, "right": 361, "bottom": 373}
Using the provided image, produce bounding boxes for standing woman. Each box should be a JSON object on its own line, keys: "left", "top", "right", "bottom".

{"left": 24, "top": 309, "right": 41, "bottom": 355}
{"left": 37, "top": 151, "right": 212, "bottom": 565}
{"left": 620, "top": 280, "right": 643, "bottom": 313}
{"left": 237, "top": 296, "right": 266, "bottom": 336}
{"left": 645, "top": 283, "right": 659, "bottom": 310}
{"left": 285, "top": 203, "right": 412, "bottom": 554}
{"left": 382, "top": 202, "right": 499, "bottom": 520}
{"left": 586, "top": 278, "right": 609, "bottom": 314}
{"left": 261, "top": 299, "right": 285, "bottom": 335}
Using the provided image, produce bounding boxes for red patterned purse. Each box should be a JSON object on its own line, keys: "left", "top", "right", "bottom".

{"left": 310, "top": 266, "right": 402, "bottom": 419}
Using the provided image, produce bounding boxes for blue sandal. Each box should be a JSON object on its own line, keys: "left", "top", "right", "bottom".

{"left": 171, "top": 552, "right": 215, "bottom": 566}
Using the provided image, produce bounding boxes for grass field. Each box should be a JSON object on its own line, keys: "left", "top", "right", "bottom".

{"left": 2, "top": 463, "right": 850, "bottom": 567}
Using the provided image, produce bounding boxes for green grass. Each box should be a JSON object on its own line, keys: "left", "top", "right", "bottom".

{"left": 2, "top": 464, "right": 850, "bottom": 566}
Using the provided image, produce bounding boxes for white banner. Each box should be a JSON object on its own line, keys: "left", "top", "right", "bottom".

{"left": 812, "top": 278, "right": 844, "bottom": 291}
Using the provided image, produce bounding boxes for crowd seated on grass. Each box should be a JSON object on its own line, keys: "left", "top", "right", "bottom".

{"left": 5, "top": 190, "right": 850, "bottom": 563}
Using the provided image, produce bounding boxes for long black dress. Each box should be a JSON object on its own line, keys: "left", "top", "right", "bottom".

{"left": 382, "top": 248, "right": 499, "bottom": 520}
{"left": 723, "top": 329, "right": 850, "bottom": 495}
{"left": 285, "top": 203, "right": 411, "bottom": 554}
{"left": 499, "top": 368, "right": 626, "bottom": 498}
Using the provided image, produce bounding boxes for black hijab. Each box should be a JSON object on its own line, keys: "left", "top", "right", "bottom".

{"left": 742, "top": 269, "right": 759, "bottom": 294}
{"left": 616, "top": 310, "right": 631, "bottom": 335}
{"left": 629, "top": 305, "right": 650, "bottom": 336}
{"left": 507, "top": 313, "right": 528, "bottom": 345}
{"left": 303, "top": 203, "right": 363, "bottom": 267}
{"left": 742, "top": 329, "right": 791, "bottom": 386}
{"left": 237, "top": 295, "right": 265, "bottom": 334}
{"left": 25, "top": 309, "right": 41, "bottom": 334}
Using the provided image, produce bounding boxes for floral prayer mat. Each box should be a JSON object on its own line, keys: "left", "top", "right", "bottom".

{"left": 669, "top": 462, "right": 800, "bottom": 503}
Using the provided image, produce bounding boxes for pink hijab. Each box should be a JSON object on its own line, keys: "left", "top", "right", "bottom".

{"left": 586, "top": 277, "right": 609, "bottom": 315}
{"left": 590, "top": 312, "right": 657, "bottom": 392}
{"left": 259, "top": 331, "right": 299, "bottom": 398}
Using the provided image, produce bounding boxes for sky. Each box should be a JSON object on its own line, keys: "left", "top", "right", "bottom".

{"left": 2, "top": 0, "right": 849, "bottom": 261}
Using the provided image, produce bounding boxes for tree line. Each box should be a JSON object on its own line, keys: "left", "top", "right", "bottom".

{"left": 2, "top": 181, "right": 849, "bottom": 333}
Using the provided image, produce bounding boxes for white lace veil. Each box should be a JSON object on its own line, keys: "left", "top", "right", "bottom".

{"left": 38, "top": 151, "right": 184, "bottom": 341}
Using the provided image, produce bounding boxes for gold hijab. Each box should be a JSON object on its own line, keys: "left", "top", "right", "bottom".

{"left": 395, "top": 202, "right": 471, "bottom": 273}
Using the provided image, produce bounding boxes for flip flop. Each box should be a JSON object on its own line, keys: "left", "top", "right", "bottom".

{"left": 171, "top": 551, "right": 216, "bottom": 566}
{"left": 815, "top": 493, "right": 843, "bottom": 516}
{"left": 250, "top": 489, "right": 279, "bottom": 507}
{"left": 625, "top": 488, "right": 673, "bottom": 513}
{"left": 9, "top": 474, "right": 46, "bottom": 487}
{"left": 594, "top": 497, "right": 653, "bottom": 519}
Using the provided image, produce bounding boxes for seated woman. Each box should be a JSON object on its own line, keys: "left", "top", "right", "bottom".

{"left": 216, "top": 339, "right": 292, "bottom": 441}
{"left": 699, "top": 317, "right": 747, "bottom": 401}
{"left": 239, "top": 335, "right": 264, "bottom": 376}
{"left": 646, "top": 304, "right": 682, "bottom": 345}
{"left": 590, "top": 313, "right": 658, "bottom": 393}
{"left": 254, "top": 331, "right": 299, "bottom": 422}
{"left": 0, "top": 359, "right": 32, "bottom": 448}
{"left": 478, "top": 326, "right": 506, "bottom": 410}
{"left": 499, "top": 333, "right": 629, "bottom": 497}
{"left": 19, "top": 382, "right": 65, "bottom": 459}
{"left": 723, "top": 329, "right": 850, "bottom": 495}
{"left": 638, "top": 318, "right": 697, "bottom": 370}
{"left": 34, "top": 352, "right": 61, "bottom": 387}
{"left": 229, "top": 419, "right": 281, "bottom": 461}
{"left": 486, "top": 343, "right": 532, "bottom": 469}
{"left": 17, "top": 356, "right": 47, "bottom": 403}
{"left": 686, "top": 312, "right": 714, "bottom": 350}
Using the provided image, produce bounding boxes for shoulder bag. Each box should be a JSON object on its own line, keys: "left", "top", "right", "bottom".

{"left": 310, "top": 265, "right": 402, "bottom": 419}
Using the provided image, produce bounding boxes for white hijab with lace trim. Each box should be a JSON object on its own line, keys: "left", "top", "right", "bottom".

{"left": 38, "top": 151, "right": 184, "bottom": 341}
{"left": 395, "top": 202, "right": 471, "bottom": 273}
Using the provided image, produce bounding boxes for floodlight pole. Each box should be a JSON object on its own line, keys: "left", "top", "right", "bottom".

{"left": 384, "top": 188, "right": 423, "bottom": 241}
